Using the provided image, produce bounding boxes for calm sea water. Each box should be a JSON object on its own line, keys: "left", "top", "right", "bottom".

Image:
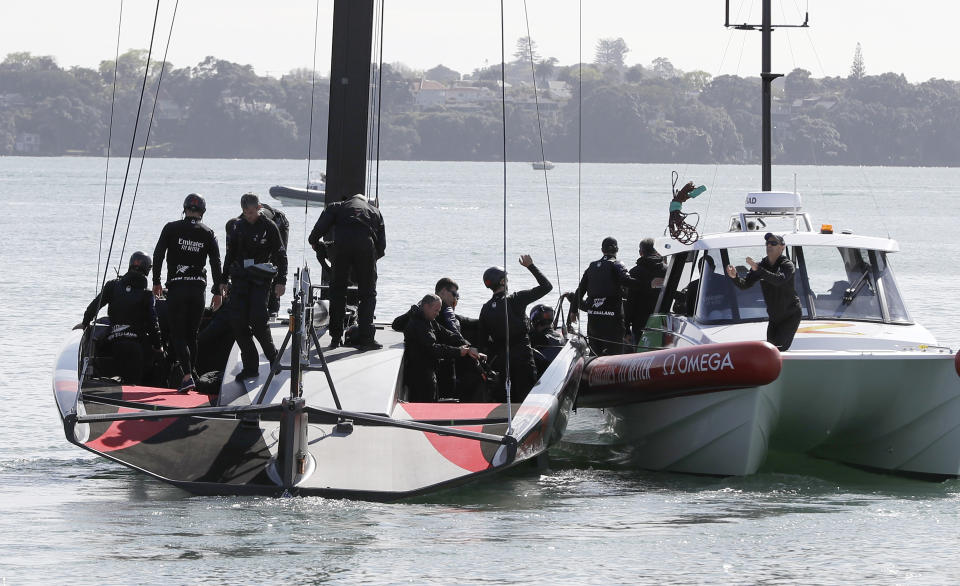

{"left": 3, "top": 157, "right": 960, "bottom": 583}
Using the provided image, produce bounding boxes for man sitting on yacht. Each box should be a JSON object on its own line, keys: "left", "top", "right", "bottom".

{"left": 726, "top": 233, "right": 802, "bottom": 351}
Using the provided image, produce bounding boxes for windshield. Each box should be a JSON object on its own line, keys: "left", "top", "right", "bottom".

{"left": 693, "top": 245, "right": 911, "bottom": 325}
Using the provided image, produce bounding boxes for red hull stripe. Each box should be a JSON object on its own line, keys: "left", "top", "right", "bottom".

{"left": 401, "top": 403, "right": 503, "bottom": 421}
{"left": 84, "top": 386, "right": 210, "bottom": 453}
{"left": 584, "top": 341, "right": 782, "bottom": 396}
{"left": 420, "top": 425, "right": 493, "bottom": 472}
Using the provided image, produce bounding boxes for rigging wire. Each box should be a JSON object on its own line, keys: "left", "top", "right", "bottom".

{"left": 96, "top": 0, "right": 124, "bottom": 293}
{"left": 521, "top": 0, "right": 561, "bottom": 294}
{"left": 303, "top": 0, "right": 322, "bottom": 265}
{"left": 373, "top": 0, "right": 385, "bottom": 208}
{"left": 498, "top": 0, "right": 513, "bottom": 432}
{"left": 119, "top": 0, "right": 180, "bottom": 265}
{"left": 577, "top": 0, "right": 582, "bottom": 280}
{"left": 364, "top": 0, "right": 384, "bottom": 205}
{"left": 98, "top": 0, "right": 161, "bottom": 296}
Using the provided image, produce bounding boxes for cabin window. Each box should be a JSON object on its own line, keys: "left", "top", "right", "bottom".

{"left": 874, "top": 252, "right": 912, "bottom": 324}
{"left": 694, "top": 245, "right": 771, "bottom": 323}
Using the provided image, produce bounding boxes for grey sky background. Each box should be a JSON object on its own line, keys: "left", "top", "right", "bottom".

{"left": 1, "top": 1, "right": 954, "bottom": 82}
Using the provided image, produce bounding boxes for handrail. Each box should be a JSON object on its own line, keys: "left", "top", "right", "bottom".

{"left": 72, "top": 402, "right": 282, "bottom": 424}
{"left": 304, "top": 405, "right": 514, "bottom": 445}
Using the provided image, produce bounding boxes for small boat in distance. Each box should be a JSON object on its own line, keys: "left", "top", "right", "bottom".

{"left": 269, "top": 177, "right": 325, "bottom": 206}
{"left": 531, "top": 160, "right": 555, "bottom": 170}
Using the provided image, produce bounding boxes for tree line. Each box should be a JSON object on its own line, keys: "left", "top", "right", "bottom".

{"left": 3, "top": 48, "right": 960, "bottom": 166}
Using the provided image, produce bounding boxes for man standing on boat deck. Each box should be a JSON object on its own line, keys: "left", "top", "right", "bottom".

{"left": 726, "top": 232, "right": 802, "bottom": 351}
{"left": 477, "top": 254, "right": 552, "bottom": 402}
{"left": 308, "top": 192, "right": 385, "bottom": 351}
{"left": 223, "top": 193, "right": 287, "bottom": 380}
{"left": 78, "top": 252, "right": 162, "bottom": 385}
{"left": 569, "top": 237, "right": 643, "bottom": 356}
{"left": 152, "top": 193, "right": 224, "bottom": 392}
{"left": 625, "top": 237, "right": 667, "bottom": 343}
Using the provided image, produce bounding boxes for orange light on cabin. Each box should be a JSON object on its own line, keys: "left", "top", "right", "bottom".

{"left": 820, "top": 224, "right": 834, "bottom": 234}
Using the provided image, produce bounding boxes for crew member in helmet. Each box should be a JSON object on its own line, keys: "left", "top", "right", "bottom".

{"left": 77, "top": 252, "right": 162, "bottom": 385}
{"left": 477, "top": 254, "right": 552, "bottom": 402}
{"left": 152, "top": 193, "right": 224, "bottom": 392}
{"left": 308, "top": 192, "right": 386, "bottom": 351}
{"left": 529, "top": 303, "right": 564, "bottom": 374}
{"left": 222, "top": 193, "right": 287, "bottom": 380}
{"left": 569, "top": 237, "right": 643, "bottom": 356}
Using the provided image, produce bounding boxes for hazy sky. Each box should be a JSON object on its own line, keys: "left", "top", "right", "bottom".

{"left": 1, "top": 1, "right": 955, "bottom": 82}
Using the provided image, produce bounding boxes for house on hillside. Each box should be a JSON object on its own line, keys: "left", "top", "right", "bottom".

{"left": 414, "top": 79, "right": 447, "bottom": 108}
{"left": 15, "top": 132, "right": 40, "bottom": 154}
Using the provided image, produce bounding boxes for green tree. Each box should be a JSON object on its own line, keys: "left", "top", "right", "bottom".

{"left": 594, "top": 38, "right": 629, "bottom": 68}
{"left": 849, "top": 43, "right": 866, "bottom": 80}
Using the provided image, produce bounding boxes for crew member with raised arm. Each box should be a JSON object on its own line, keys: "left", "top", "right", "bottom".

{"left": 726, "top": 232, "right": 802, "bottom": 351}
{"left": 477, "top": 254, "right": 552, "bottom": 402}
{"left": 152, "top": 193, "right": 223, "bottom": 392}
{"left": 223, "top": 193, "right": 288, "bottom": 380}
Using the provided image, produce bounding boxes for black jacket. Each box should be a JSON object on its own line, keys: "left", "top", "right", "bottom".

{"left": 573, "top": 255, "right": 642, "bottom": 317}
{"left": 478, "top": 264, "right": 552, "bottom": 350}
{"left": 222, "top": 214, "right": 288, "bottom": 285}
{"left": 402, "top": 304, "right": 466, "bottom": 400}
{"left": 152, "top": 217, "right": 223, "bottom": 294}
{"left": 730, "top": 255, "right": 801, "bottom": 318}
{"left": 308, "top": 194, "right": 386, "bottom": 258}
{"left": 625, "top": 254, "right": 667, "bottom": 322}
{"left": 83, "top": 271, "right": 161, "bottom": 345}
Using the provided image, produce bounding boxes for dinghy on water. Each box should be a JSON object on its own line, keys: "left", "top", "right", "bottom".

{"left": 268, "top": 179, "right": 325, "bottom": 206}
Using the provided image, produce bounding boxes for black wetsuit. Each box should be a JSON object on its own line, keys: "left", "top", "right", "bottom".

{"left": 573, "top": 255, "right": 642, "bottom": 356}
{"left": 153, "top": 217, "right": 223, "bottom": 379}
{"left": 478, "top": 264, "right": 552, "bottom": 402}
{"left": 83, "top": 271, "right": 161, "bottom": 384}
{"left": 308, "top": 194, "right": 385, "bottom": 342}
{"left": 730, "top": 255, "right": 802, "bottom": 351}
{"left": 625, "top": 254, "right": 666, "bottom": 341}
{"left": 223, "top": 214, "right": 288, "bottom": 373}
{"left": 401, "top": 304, "right": 465, "bottom": 403}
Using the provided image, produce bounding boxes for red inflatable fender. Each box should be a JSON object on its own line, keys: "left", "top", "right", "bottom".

{"left": 579, "top": 341, "right": 782, "bottom": 408}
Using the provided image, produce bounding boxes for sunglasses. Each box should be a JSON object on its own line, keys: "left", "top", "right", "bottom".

{"left": 766, "top": 241, "right": 781, "bottom": 246}
{"left": 448, "top": 289, "right": 460, "bottom": 299}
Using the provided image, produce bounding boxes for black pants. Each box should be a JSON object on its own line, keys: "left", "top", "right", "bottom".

{"left": 105, "top": 337, "right": 150, "bottom": 385}
{"left": 196, "top": 302, "right": 235, "bottom": 375}
{"left": 588, "top": 314, "right": 627, "bottom": 356}
{"left": 330, "top": 244, "right": 378, "bottom": 341}
{"left": 229, "top": 277, "right": 278, "bottom": 372}
{"left": 489, "top": 342, "right": 538, "bottom": 403}
{"left": 767, "top": 307, "right": 802, "bottom": 351}
{"left": 166, "top": 284, "right": 205, "bottom": 379}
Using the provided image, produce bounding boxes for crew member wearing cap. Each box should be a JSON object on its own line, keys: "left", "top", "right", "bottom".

{"left": 77, "top": 252, "right": 162, "bottom": 385}
{"left": 625, "top": 237, "right": 667, "bottom": 343}
{"left": 569, "top": 237, "right": 643, "bottom": 356}
{"left": 152, "top": 193, "right": 224, "bottom": 392}
{"left": 477, "top": 254, "right": 552, "bottom": 402}
{"left": 726, "top": 232, "right": 802, "bottom": 351}
{"left": 223, "top": 193, "right": 287, "bottom": 380}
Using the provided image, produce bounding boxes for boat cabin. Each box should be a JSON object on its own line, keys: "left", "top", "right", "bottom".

{"left": 655, "top": 192, "right": 912, "bottom": 328}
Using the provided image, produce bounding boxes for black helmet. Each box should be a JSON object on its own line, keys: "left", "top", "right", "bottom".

{"left": 601, "top": 236, "right": 618, "bottom": 254}
{"left": 183, "top": 193, "right": 206, "bottom": 213}
{"left": 483, "top": 266, "right": 506, "bottom": 290}
{"left": 129, "top": 251, "right": 152, "bottom": 276}
{"left": 529, "top": 303, "right": 554, "bottom": 326}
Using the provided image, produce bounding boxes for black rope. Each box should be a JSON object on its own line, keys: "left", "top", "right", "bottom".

{"left": 499, "top": 0, "right": 512, "bottom": 429}
{"left": 95, "top": 0, "right": 124, "bottom": 293}
{"left": 521, "top": 0, "right": 561, "bottom": 295}
{"left": 373, "top": 0, "right": 385, "bottom": 208}
{"left": 303, "top": 0, "right": 321, "bottom": 263}
{"left": 99, "top": 0, "right": 161, "bottom": 286}
{"left": 120, "top": 0, "right": 180, "bottom": 264}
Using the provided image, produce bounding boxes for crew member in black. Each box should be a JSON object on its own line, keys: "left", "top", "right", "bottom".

{"left": 435, "top": 277, "right": 483, "bottom": 400}
{"left": 477, "top": 254, "right": 552, "bottom": 402}
{"left": 152, "top": 193, "right": 224, "bottom": 392}
{"left": 402, "top": 294, "right": 483, "bottom": 402}
{"left": 727, "top": 232, "right": 802, "bottom": 351}
{"left": 308, "top": 192, "right": 386, "bottom": 351}
{"left": 78, "top": 252, "right": 162, "bottom": 385}
{"left": 625, "top": 238, "right": 666, "bottom": 343}
{"left": 225, "top": 202, "right": 288, "bottom": 316}
{"left": 223, "top": 193, "right": 288, "bottom": 380}
{"left": 570, "top": 237, "right": 642, "bottom": 356}
{"left": 529, "top": 303, "right": 565, "bottom": 374}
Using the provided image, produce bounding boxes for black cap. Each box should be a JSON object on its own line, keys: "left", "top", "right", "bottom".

{"left": 764, "top": 232, "right": 785, "bottom": 244}
{"left": 601, "top": 236, "right": 618, "bottom": 253}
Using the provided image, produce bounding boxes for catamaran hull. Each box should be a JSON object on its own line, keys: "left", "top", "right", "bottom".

{"left": 53, "top": 331, "right": 585, "bottom": 500}
{"left": 594, "top": 352, "right": 960, "bottom": 477}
